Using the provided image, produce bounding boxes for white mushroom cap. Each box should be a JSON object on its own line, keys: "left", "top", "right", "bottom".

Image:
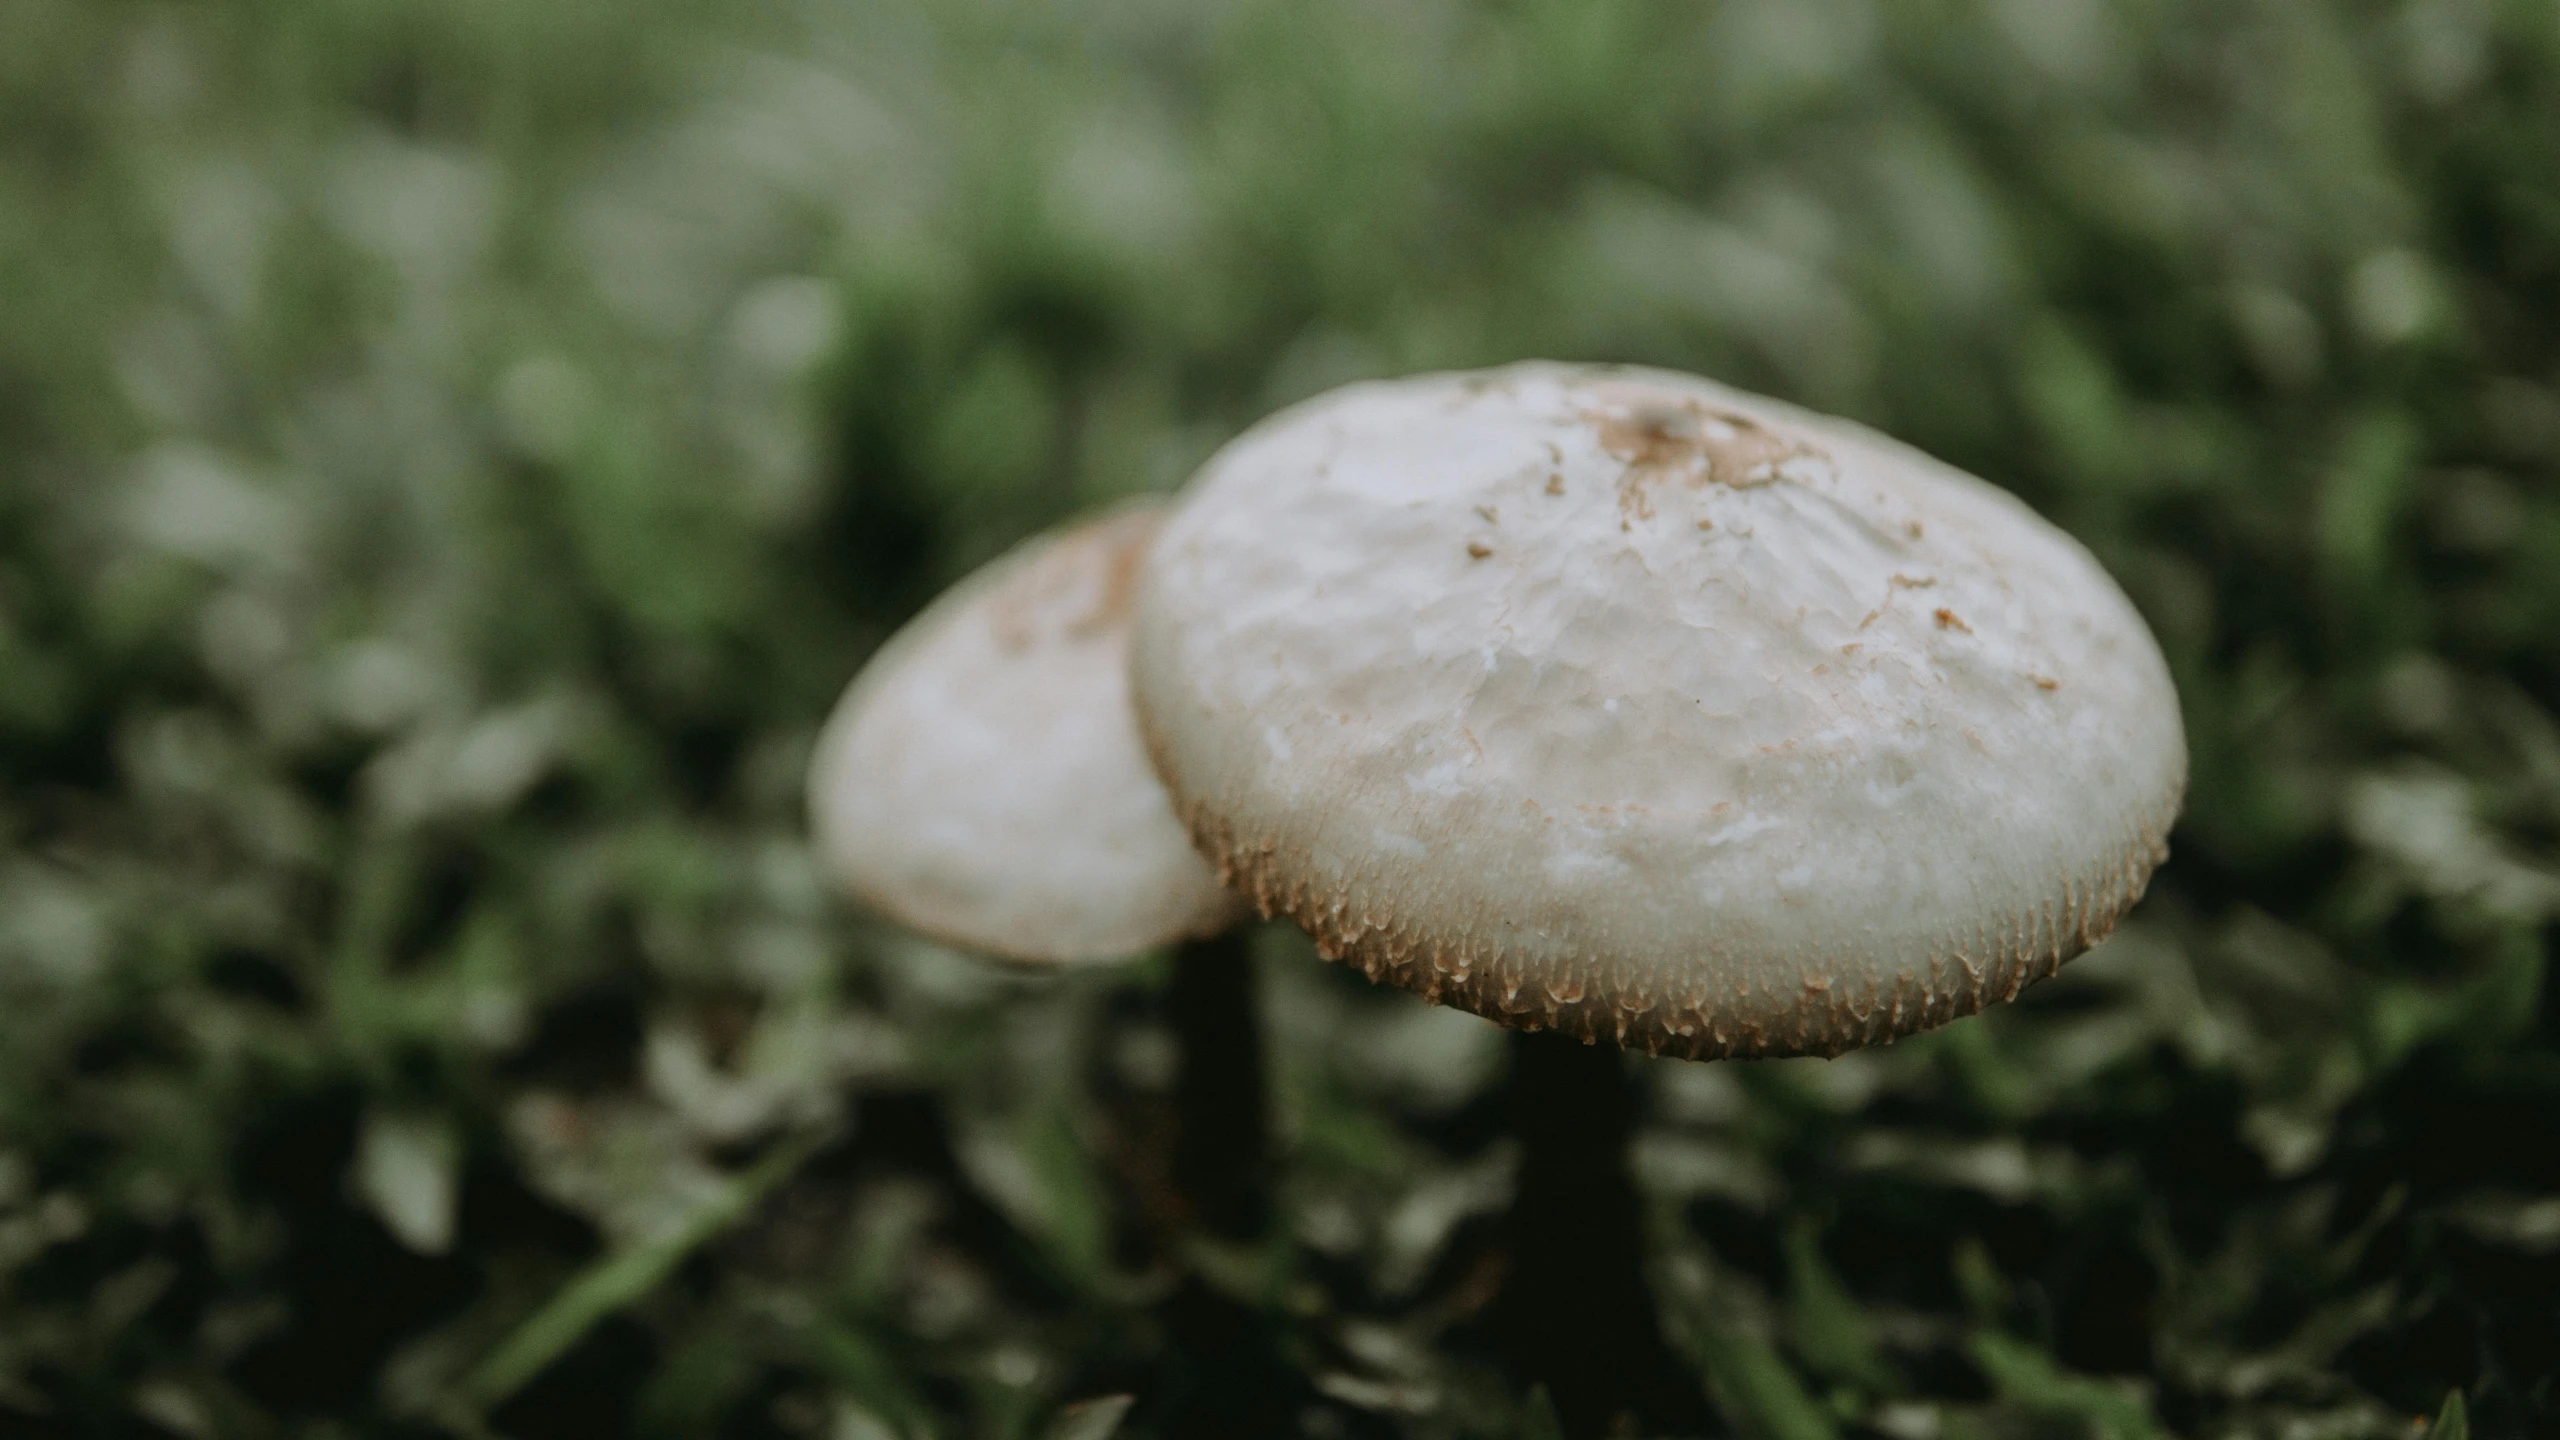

{"left": 1131, "top": 363, "right": 2185, "bottom": 1057}
{"left": 810, "top": 503, "right": 1245, "bottom": 963}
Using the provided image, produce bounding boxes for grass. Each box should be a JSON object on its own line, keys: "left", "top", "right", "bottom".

{"left": 2, "top": 0, "right": 2557, "bottom": 1435}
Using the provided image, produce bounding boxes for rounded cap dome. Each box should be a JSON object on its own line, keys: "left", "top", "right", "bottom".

{"left": 811, "top": 503, "right": 1245, "bottom": 963}
{"left": 1131, "top": 363, "right": 2185, "bottom": 1057}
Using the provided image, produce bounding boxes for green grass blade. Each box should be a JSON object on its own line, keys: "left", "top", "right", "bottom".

{"left": 460, "top": 1128, "right": 829, "bottom": 1413}
{"left": 2431, "top": 1390, "right": 2469, "bottom": 1440}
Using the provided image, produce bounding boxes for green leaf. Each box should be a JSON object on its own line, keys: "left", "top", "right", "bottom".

{"left": 1694, "top": 1324, "right": 1838, "bottom": 1440}
{"left": 806, "top": 1322, "right": 935, "bottom": 1438}
{"left": 459, "top": 1128, "right": 829, "bottom": 1415}
{"left": 1785, "top": 1220, "right": 1892, "bottom": 1393}
{"left": 2430, "top": 1390, "right": 2469, "bottom": 1440}
{"left": 1951, "top": 1237, "right": 2007, "bottom": 1327}
{"left": 1967, "top": 1332, "right": 2160, "bottom": 1440}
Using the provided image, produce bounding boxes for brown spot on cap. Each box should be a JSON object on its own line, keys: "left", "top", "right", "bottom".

{"left": 991, "top": 506, "right": 1159, "bottom": 649}
{"left": 1596, "top": 403, "right": 1708, "bottom": 468}
{"left": 1934, "top": 608, "right": 1971, "bottom": 633}
{"left": 1590, "top": 397, "right": 1834, "bottom": 524}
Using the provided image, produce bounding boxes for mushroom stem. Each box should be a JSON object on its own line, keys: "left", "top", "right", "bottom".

{"left": 1168, "top": 930, "right": 1270, "bottom": 1239}
{"left": 1152, "top": 1272, "right": 1300, "bottom": 1438}
{"left": 1152, "top": 932, "right": 1298, "bottom": 1437}
{"left": 1494, "top": 1030, "right": 1703, "bottom": 1437}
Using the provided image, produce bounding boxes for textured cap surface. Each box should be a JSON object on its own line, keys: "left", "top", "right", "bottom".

{"left": 810, "top": 504, "right": 1244, "bottom": 963}
{"left": 1130, "top": 363, "right": 2185, "bottom": 1057}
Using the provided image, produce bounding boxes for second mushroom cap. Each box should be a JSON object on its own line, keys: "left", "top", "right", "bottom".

{"left": 809, "top": 502, "right": 1244, "bottom": 963}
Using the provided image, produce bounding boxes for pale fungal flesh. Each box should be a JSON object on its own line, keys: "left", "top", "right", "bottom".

{"left": 1130, "top": 362, "right": 2186, "bottom": 1059}
{"left": 809, "top": 503, "right": 1245, "bottom": 963}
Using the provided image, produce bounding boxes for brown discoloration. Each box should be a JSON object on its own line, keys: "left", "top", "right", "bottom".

{"left": 1467, "top": 541, "right": 1494, "bottom": 559}
{"left": 2030, "top": 674, "right": 2060, "bottom": 691}
{"left": 1588, "top": 398, "right": 1832, "bottom": 526}
{"left": 1934, "top": 608, "right": 1970, "bottom": 633}
{"left": 1595, "top": 403, "right": 1713, "bottom": 469}
{"left": 1860, "top": 574, "right": 1942, "bottom": 630}
{"left": 990, "top": 508, "right": 1162, "bottom": 650}
{"left": 1545, "top": 474, "right": 1567, "bottom": 496}
{"left": 1073, "top": 510, "right": 1159, "bottom": 637}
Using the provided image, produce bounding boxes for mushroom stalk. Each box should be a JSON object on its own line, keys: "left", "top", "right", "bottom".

{"left": 1155, "top": 934, "right": 1296, "bottom": 1437}
{"left": 1153, "top": 1271, "right": 1299, "bottom": 1439}
{"left": 1168, "top": 931, "right": 1270, "bottom": 1238}
{"left": 1494, "top": 1030, "right": 1703, "bottom": 1437}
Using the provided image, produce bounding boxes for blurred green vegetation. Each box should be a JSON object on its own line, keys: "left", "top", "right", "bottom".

{"left": 2, "top": 0, "right": 2558, "bottom": 1436}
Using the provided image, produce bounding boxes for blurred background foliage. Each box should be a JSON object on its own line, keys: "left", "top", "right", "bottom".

{"left": 1, "top": 0, "right": 2556, "bottom": 1435}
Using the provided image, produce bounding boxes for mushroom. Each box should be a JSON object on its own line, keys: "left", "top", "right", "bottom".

{"left": 1131, "top": 360, "right": 2184, "bottom": 1057}
{"left": 808, "top": 501, "right": 1269, "bottom": 1238}
{"left": 1128, "top": 361, "right": 2187, "bottom": 1432}
{"left": 810, "top": 501, "right": 1243, "bottom": 962}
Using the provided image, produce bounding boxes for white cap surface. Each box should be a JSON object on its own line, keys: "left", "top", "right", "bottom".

{"left": 810, "top": 503, "right": 1244, "bottom": 963}
{"left": 1131, "top": 363, "right": 2185, "bottom": 1057}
